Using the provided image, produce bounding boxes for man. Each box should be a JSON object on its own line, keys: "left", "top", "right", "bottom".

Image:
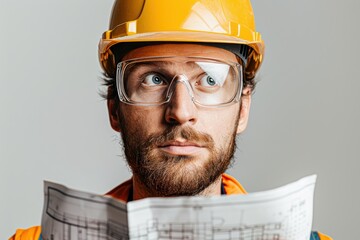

{"left": 10, "top": 0, "right": 331, "bottom": 239}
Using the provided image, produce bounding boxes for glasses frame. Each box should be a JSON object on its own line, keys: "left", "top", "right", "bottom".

{"left": 116, "top": 56, "right": 244, "bottom": 108}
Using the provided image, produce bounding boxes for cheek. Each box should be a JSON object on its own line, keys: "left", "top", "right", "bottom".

{"left": 120, "top": 105, "right": 164, "bottom": 135}
{"left": 200, "top": 107, "right": 240, "bottom": 142}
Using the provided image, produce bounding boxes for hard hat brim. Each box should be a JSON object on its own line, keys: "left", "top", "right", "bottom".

{"left": 99, "top": 31, "right": 264, "bottom": 56}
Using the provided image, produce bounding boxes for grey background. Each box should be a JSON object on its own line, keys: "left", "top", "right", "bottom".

{"left": 1, "top": 0, "right": 359, "bottom": 239}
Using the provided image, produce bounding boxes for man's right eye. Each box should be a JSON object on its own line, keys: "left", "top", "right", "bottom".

{"left": 142, "top": 74, "right": 165, "bottom": 86}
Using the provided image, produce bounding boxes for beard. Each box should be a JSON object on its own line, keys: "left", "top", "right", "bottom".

{"left": 119, "top": 122, "right": 238, "bottom": 197}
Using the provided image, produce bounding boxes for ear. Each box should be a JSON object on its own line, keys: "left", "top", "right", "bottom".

{"left": 236, "top": 87, "right": 252, "bottom": 134}
{"left": 107, "top": 98, "right": 122, "bottom": 132}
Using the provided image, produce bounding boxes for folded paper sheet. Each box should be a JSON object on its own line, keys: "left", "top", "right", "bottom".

{"left": 41, "top": 175, "right": 316, "bottom": 240}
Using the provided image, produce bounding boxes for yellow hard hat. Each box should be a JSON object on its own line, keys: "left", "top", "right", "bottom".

{"left": 99, "top": 0, "right": 264, "bottom": 79}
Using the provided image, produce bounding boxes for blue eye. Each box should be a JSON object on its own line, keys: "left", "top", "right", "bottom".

{"left": 143, "top": 74, "right": 164, "bottom": 86}
{"left": 206, "top": 76, "right": 216, "bottom": 86}
{"left": 199, "top": 75, "right": 218, "bottom": 87}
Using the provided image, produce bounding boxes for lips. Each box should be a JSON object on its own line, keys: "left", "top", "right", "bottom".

{"left": 158, "top": 140, "right": 205, "bottom": 155}
{"left": 160, "top": 140, "right": 201, "bottom": 147}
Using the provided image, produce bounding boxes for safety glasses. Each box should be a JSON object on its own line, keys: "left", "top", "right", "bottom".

{"left": 116, "top": 56, "right": 243, "bottom": 107}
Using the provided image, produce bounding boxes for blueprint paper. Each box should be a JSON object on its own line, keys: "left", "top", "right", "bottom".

{"left": 41, "top": 175, "right": 316, "bottom": 240}
{"left": 41, "top": 182, "right": 129, "bottom": 239}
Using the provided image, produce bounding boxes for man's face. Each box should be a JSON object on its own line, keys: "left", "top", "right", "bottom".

{"left": 108, "top": 44, "right": 251, "bottom": 197}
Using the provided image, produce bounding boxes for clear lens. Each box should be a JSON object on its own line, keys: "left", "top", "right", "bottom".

{"left": 116, "top": 57, "right": 243, "bottom": 107}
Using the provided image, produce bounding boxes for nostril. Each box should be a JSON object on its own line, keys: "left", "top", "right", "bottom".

{"left": 165, "top": 111, "right": 197, "bottom": 125}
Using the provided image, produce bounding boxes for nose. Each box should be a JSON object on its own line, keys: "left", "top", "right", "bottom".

{"left": 164, "top": 80, "right": 198, "bottom": 125}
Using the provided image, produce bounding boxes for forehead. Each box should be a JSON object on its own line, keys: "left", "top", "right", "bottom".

{"left": 122, "top": 43, "right": 238, "bottom": 62}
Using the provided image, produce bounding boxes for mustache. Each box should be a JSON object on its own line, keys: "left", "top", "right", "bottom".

{"left": 146, "top": 126, "right": 215, "bottom": 147}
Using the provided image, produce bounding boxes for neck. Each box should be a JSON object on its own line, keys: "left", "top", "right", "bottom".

{"left": 132, "top": 175, "right": 223, "bottom": 200}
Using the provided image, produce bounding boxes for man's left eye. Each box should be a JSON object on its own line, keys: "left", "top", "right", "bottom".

{"left": 200, "top": 75, "right": 218, "bottom": 87}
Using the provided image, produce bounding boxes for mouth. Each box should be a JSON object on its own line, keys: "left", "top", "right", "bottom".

{"left": 158, "top": 140, "right": 205, "bottom": 155}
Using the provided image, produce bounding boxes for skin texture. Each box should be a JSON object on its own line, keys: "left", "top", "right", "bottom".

{"left": 108, "top": 44, "right": 252, "bottom": 200}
